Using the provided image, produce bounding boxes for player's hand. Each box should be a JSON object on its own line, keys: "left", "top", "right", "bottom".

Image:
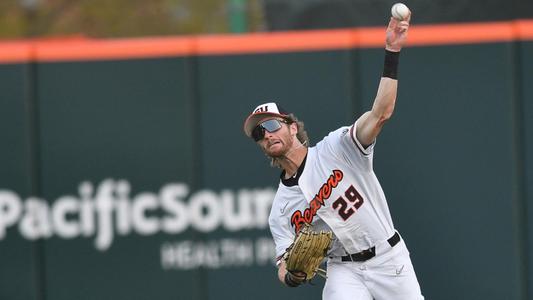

{"left": 277, "top": 260, "right": 306, "bottom": 287}
{"left": 284, "top": 271, "right": 307, "bottom": 287}
{"left": 385, "top": 14, "right": 411, "bottom": 52}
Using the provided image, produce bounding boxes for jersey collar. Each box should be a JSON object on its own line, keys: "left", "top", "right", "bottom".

{"left": 280, "top": 153, "right": 307, "bottom": 187}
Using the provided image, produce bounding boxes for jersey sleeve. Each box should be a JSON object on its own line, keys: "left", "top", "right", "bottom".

{"left": 268, "top": 193, "right": 296, "bottom": 261}
{"left": 349, "top": 119, "right": 376, "bottom": 157}
{"left": 318, "top": 121, "right": 376, "bottom": 171}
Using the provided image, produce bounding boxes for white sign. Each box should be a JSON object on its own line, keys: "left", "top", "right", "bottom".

{"left": 0, "top": 179, "right": 276, "bottom": 251}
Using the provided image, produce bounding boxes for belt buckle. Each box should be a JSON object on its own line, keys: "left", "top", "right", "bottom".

{"left": 358, "top": 246, "right": 376, "bottom": 260}
{"left": 342, "top": 232, "right": 400, "bottom": 262}
{"left": 349, "top": 246, "right": 375, "bottom": 262}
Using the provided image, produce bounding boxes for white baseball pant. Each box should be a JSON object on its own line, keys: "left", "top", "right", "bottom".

{"left": 322, "top": 238, "right": 424, "bottom": 300}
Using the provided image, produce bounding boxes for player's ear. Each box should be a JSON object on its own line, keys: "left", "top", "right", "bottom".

{"left": 289, "top": 122, "right": 298, "bottom": 136}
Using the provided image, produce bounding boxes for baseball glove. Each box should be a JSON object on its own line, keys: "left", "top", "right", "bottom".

{"left": 283, "top": 223, "right": 333, "bottom": 286}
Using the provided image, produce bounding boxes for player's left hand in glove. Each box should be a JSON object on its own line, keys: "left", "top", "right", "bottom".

{"left": 282, "top": 223, "right": 333, "bottom": 287}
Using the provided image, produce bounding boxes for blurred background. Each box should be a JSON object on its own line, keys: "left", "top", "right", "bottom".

{"left": 0, "top": 0, "right": 532, "bottom": 38}
{"left": 0, "top": 1, "right": 532, "bottom": 300}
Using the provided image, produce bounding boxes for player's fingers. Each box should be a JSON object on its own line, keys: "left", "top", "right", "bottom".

{"left": 289, "top": 271, "right": 307, "bottom": 282}
{"left": 394, "top": 26, "right": 405, "bottom": 34}
{"left": 387, "top": 17, "right": 398, "bottom": 29}
{"left": 398, "top": 24, "right": 409, "bottom": 33}
{"left": 396, "top": 21, "right": 409, "bottom": 32}
{"left": 292, "top": 270, "right": 306, "bottom": 277}
{"left": 398, "top": 20, "right": 410, "bottom": 27}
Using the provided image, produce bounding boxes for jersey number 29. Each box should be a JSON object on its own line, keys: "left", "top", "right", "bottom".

{"left": 332, "top": 185, "right": 364, "bottom": 220}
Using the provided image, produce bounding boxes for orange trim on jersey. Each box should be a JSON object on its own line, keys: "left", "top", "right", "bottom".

{"left": 290, "top": 169, "right": 344, "bottom": 233}
{"left": 0, "top": 19, "right": 532, "bottom": 63}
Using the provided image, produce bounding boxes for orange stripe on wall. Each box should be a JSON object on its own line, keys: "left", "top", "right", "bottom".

{"left": 408, "top": 21, "right": 516, "bottom": 46}
{"left": 194, "top": 29, "right": 358, "bottom": 55}
{"left": 516, "top": 20, "right": 533, "bottom": 39}
{"left": 35, "top": 37, "right": 195, "bottom": 62}
{"left": 0, "top": 42, "right": 34, "bottom": 63}
{"left": 0, "top": 19, "right": 532, "bottom": 63}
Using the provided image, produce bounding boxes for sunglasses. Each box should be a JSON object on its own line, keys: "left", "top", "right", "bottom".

{"left": 251, "top": 119, "right": 288, "bottom": 141}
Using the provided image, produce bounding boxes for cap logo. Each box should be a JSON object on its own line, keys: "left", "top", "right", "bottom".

{"left": 244, "top": 102, "right": 286, "bottom": 136}
{"left": 254, "top": 105, "right": 269, "bottom": 113}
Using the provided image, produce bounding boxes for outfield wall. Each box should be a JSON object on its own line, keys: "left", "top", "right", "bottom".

{"left": 0, "top": 20, "right": 532, "bottom": 300}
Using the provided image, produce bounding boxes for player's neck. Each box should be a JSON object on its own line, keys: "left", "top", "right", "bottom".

{"left": 280, "top": 144, "right": 307, "bottom": 179}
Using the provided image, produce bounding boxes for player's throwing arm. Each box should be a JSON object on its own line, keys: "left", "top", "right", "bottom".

{"left": 243, "top": 4, "right": 424, "bottom": 300}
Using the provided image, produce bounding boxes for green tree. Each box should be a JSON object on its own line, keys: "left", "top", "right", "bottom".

{"left": 0, "top": 0, "right": 265, "bottom": 38}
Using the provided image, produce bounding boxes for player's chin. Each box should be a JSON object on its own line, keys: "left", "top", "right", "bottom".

{"left": 263, "top": 142, "right": 283, "bottom": 153}
{"left": 265, "top": 146, "right": 286, "bottom": 158}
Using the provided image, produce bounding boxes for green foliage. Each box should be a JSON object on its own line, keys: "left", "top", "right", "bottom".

{"left": 0, "top": 0, "right": 265, "bottom": 38}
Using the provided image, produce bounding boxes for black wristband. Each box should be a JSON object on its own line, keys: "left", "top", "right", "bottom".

{"left": 382, "top": 50, "right": 400, "bottom": 79}
{"left": 284, "top": 272, "right": 303, "bottom": 287}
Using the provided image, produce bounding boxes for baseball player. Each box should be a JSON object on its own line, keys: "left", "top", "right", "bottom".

{"left": 243, "top": 12, "right": 423, "bottom": 300}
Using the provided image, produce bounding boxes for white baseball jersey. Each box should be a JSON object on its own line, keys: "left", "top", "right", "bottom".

{"left": 269, "top": 121, "right": 396, "bottom": 258}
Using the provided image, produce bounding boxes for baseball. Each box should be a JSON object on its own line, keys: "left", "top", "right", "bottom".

{"left": 391, "top": 3, "right": 410, "bottom": 20}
